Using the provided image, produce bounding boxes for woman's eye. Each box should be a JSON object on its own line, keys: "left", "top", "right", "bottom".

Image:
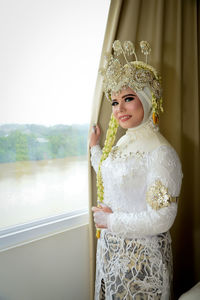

{"left": 125, "top": 97, "right": 134, "bottom": 102}
{"left": 111, "top": 101, "right": 118, "bottom": 106}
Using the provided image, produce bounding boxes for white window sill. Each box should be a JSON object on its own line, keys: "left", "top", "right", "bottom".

{"left": 0, "top": 209, "right": 89, "bottom": 252}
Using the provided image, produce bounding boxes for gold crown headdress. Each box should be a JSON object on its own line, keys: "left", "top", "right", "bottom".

{"left": 99, "top": 40, "right": 163, "bottom": 124}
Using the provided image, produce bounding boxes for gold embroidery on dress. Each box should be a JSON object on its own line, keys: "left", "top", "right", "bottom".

{"left": 109, "top": 147, "right": 145, "bottom": 160}
{"left": 146, "top": 180, "right": 177, "bottom": 210}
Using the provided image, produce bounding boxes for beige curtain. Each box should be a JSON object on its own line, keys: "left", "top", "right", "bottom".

{"left": 88, "top": 0, "right": 199, "bottom": 299}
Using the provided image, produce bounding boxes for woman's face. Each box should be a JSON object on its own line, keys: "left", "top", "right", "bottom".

{"left": 111, "top": 87, "right": 144, "bottom": 129}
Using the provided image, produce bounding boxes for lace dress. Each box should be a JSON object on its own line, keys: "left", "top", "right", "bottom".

{"left": 91, "top": 120, "right": 183, "bottom": 300}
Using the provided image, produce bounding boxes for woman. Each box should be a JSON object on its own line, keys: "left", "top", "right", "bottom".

{"left": 90, "top": 40, "right": 182, "bottom": 300}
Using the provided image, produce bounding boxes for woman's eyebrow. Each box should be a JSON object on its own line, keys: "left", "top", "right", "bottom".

{"left": 122, "top": 93, "right": 135, "bottom": 99}
{"left": 112, "top": 93, "right": 135, "bottom": 102}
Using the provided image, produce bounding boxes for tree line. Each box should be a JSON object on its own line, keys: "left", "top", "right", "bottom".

{"left": 0, "top": 124, "right": 89, "bottom": 163}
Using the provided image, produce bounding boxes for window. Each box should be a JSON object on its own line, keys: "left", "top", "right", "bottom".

{"left": 0, "top": 0, "right": 110, "bottom": 230}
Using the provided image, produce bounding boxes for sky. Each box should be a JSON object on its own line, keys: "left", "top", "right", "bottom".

{"left": 0, "top": 0, "right": 110, "bottom": 125}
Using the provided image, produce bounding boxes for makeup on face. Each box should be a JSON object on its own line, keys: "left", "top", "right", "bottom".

{"left": 111, "top": 87, "right": 144, "bottom": 129}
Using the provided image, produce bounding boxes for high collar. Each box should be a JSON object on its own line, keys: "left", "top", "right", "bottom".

{"left": 115, "top": 117, "right": 168, "bottom": 155}
{"left": 126, "top": 117, "right": 157, "bottom": 135}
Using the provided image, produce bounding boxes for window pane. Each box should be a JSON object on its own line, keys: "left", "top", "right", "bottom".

{"left": 0, "top": 0, "right": 110, "bottom": 229}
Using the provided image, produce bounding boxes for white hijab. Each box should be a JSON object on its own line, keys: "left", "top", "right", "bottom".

{"left": 135, "top": 86, "right": 152, "bottom": 124}
{"left": 116, "top": 86, "right": 170, "bottom": 152}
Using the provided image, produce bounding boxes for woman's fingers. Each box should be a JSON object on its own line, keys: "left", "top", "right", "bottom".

{"left": 92, "top": 206, "right": 102, "bottom": 212}
{"left": 95, "top": 224, "right": 107, "bottom": 229}
{"left": 100, "top": 204, "right": 113, "bottom": 213}
{"left": 95, "top": 124, "right": 101, "bottom": 136}
{"left": 89, "top": 124, "right": 101, "bottom": 148}
{"left": 92, "top": 205, "right": 112, "bottom": 213}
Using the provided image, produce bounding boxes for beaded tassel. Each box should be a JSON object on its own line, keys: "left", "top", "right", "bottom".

{"left": 96, "top": 113, "right": 118, "bottom": 238}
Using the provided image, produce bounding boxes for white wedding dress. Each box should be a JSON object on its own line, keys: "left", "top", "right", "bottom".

{"left": 91, "top": 119, "right": 183, "bottom": 300}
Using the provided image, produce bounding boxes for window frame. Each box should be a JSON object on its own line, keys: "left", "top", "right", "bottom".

{"left": 0, "top": 209, "right": 88, "bottom": 252}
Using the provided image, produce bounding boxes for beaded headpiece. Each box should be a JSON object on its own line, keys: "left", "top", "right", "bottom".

{"left": 99, "top": 40, "right": 163, "bottom": 124}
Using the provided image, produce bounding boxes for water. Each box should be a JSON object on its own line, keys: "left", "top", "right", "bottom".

{"left": 0, "top": 156, "right": 88, "bottom": 229}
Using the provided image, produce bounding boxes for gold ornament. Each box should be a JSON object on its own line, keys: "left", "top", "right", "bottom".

{"left": 140, "top": 41, "right": 151, "bottom": 62}
{"left": 99, "top": 40, "right": 163, "bottom": 122}
{"left": 146, "top": 180, "right": 177, "bottom": 210}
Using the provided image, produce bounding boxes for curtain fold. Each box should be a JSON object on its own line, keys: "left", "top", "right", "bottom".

{"left": 88, "top": 1, "right": 123, "bottom": 300}
{"left": 88, "top": 0, "right": 199, "bottom": 298}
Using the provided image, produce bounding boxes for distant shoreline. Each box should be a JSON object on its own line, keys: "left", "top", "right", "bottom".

{"left": 0, "top": 155, "right": 88, "bottom": 180}
{"left": 0, "top": 154, "right": 88, "bottom": 165}
{"left": 0, "top": 124, "right": 89, "bottom": 164}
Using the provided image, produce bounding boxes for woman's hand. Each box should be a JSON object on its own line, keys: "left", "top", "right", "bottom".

{"left": 89, "top": 124, "right": 101, "bottom": 148}
{"left": 92, "top": 204, "right": 113, "bottom": 228}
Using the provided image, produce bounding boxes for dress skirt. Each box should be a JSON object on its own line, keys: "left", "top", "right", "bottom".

{"left": 95, "top": 230, "right": 173, "bottom": 300}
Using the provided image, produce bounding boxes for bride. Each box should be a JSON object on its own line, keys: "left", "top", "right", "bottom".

{"left": 90, "top": 40, "right": 183, "bottom": 300}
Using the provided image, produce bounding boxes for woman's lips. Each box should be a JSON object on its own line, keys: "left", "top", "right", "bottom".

{"left": 119, "top": 115, "right": 131, "bottom": 122}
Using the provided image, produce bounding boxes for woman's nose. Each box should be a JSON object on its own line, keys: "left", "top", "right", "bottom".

{"left": 117, "top": 102, "right": 125, "bottom": 112}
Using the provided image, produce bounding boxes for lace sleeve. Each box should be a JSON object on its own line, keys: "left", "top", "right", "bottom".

{"left": 107, "top": 145, "right": 183, "bottom": 238}
{"left": 147, "top": 145, "right": 183, "bottom": 198}
{"left": 90, "top": 145, "right": 102, "bottom": 173}
{"left": 108, "top": 204, "right": 177, "bottom": 238}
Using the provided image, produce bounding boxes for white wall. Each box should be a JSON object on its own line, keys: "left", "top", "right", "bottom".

{"left": 0, "top": 225, "right": 90, "bottom": 300}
